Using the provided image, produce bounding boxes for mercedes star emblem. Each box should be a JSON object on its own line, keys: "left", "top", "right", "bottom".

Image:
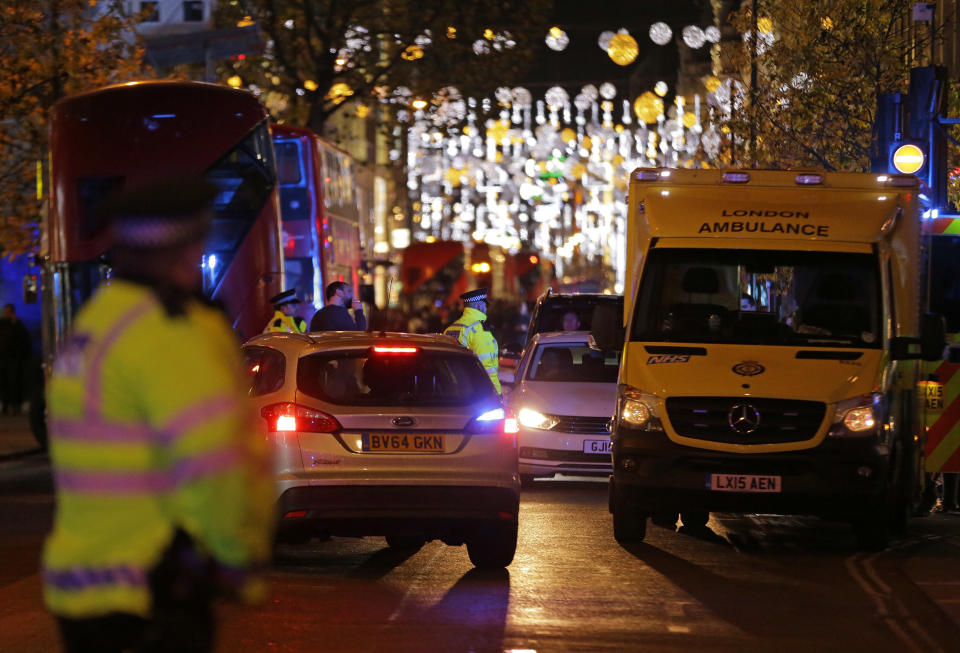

{"left": 728, "top": 403, "right": 761, "bottom": 434}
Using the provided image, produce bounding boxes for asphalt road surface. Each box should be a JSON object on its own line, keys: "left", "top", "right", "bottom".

{"left": 3, "top": 455, "right": 960, "bottom": 653}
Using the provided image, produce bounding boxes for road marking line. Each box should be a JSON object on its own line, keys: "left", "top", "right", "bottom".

{"left": 846, "top": 538, "right": 948, "bottom": 653}
{"left": 386, "top": 545, "right": 444, "bottom": 622}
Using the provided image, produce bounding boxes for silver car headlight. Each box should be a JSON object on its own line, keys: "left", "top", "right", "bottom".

{"left": 517, "top": 408, "right": 560, "bottom": 430}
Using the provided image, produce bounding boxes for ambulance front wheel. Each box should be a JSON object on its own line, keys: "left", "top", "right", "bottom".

{"left": 610, "top": 481, "right": 647, "bottom": 544}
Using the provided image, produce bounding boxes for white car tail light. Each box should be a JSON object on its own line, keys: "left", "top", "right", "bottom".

{"left": 261, "top": 402, "right": 341, "bottom": 433}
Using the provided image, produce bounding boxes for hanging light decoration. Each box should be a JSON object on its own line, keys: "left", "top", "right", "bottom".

{"left": 607, "top": 32, "right": 639, "bottom": 65}
{"left": 597, "top": 31, "right": 615, "bottom": 51}
{"left": 599, "top": 83, "right": 617, "bottom": 100}
{"left": 705, "top": 26, "right": 721, "bottom": 43}
{"left": 649, "top": 22, "right": 672, "bottom": 46}
{"left": 654, "top": 81, "right": 668, "bottom": 97}
{"left": 545, "top": 26, "right": 570, "bottom": 51}
{"left": 402, "top": 79, "right": 723, "bottom": 294}
{"left": 681, "top": 26, "right": 706, "bottom": 49}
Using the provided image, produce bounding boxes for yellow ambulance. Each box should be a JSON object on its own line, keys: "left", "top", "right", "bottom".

{"left": 605, "top": 168, "right": 945, "bottom": 549}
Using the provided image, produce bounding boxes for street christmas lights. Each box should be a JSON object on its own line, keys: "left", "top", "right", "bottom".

{"left": 400, "top": 81, "right": 727, "bottom": 291}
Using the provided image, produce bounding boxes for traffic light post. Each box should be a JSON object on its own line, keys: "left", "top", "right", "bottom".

{"left": 872, "top": 66, "right": 949, "bottom": 211}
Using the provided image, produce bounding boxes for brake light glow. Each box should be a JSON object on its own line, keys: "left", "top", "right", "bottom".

{"left": 261, "top": 402, "right": 341, "bottom": 433}
{"left": 372, "top": 346, "right": 418, "bottom": 354}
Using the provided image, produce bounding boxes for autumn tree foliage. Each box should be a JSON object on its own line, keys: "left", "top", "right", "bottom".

{"left": 0, "top": 1, "right": 145, "bottom": 256}
{"left": 216, "top": 0, "right": 552, "bottom": 133}
{"left": 720, "top": 0, "right": 917, "bottom": 171}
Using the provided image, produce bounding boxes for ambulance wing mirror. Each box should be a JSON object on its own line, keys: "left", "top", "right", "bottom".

{"left": 920, "top": 313, "right": 947, "bottom": 362}
{"left": 590, "top": 304, "right": 625, "bottom": 352}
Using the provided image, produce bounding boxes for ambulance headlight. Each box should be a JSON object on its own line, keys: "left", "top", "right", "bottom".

{"left": 618, "top": 386, "right": 662, "bottom": 431}
{"left": 831, "top": 394, "right": 881, "bottom": 436}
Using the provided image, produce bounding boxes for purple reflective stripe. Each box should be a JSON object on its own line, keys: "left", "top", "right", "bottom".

{"left": 173, "top": 445, "right": 244, "bottom": 485}
{"left": 159, "top": 394, "right": 242, "bottom": 446}
{"left": 55, "top": 444, "right": 244, "bottom": 494}
{"left": 56, "top": 468, "right": 169, "bottom": 494}
{"left": 44, "top": 565, "right": 147, "bottom": 590}
{"left": 83, "top": 298, "right": 156, "bottom": 415}
{"left": 50, "top": 418, "right": 155, "bottom": 443}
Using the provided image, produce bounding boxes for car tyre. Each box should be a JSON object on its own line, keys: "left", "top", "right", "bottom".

{"left": 680, "top": 510, "right": 710, "bottom": 530}
{"left": 467, "top": 523, "right": 517, "bottom": 569}
{"left": 853, "top": 500, "right": 890, "bottom": 551}
{"left": 385, "top": 535, "right": 425, "bottom": 552}
{"left": 611, "top": 491, "right": 647, "bottom": 543}
{"left": 651, "top": 510, "right": 679, "bottom": 529}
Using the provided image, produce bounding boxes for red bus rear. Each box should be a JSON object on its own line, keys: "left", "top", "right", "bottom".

{"left": 45, "top": 80, "right": 283, "bottom": 347}
{"left": 272, "top": 124, "right": 361, "bottom": 318}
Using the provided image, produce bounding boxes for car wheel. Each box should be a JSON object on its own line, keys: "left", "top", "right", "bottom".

{"left": 520, "top": 474, "right": 537, "bottom": 489}
{"left": 385, "top": 535, "right": 425, "bottom": 552}
{"left": 651, "top": 510, "right": 679, "bottom": 529}
{"left": 467, "top": 523, "right": 517, "bottom": 569}
{"left": 611, "top": 491, "right": 647, "bottom": 544}
{"left": 680, "top": 510, "right": 709, "bottom": 530}
{"left": 852, "top": 498, "right": 890, "bottom": 551}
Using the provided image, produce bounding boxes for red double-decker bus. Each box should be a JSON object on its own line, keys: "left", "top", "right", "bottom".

{"left": 32, "top": 81, "right": 283, "bottom": 443}
{"left": 272, "top": 124, "right": 362, "bottom": 317}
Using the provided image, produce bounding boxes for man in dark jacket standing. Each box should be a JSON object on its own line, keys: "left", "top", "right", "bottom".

{"left": 0, "top": 304, "right": 30, "bottom": 415}
{"left": 310, "top": 281, "right": 367, "bottom": 331}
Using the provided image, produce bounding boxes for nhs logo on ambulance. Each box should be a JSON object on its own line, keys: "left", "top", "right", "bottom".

{"left": 647, "top": 354, "right": 690, "bottom": 364}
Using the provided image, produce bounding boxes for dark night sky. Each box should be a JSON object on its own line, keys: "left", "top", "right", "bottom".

{"left": 520, "top": 0, "right": 714, "bottom": 96}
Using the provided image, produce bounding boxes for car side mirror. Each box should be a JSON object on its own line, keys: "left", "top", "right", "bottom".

{"left": 921, "top": 312, "right": 947, "bottom": 361}
{"left": 889, "top": 336, "right": 921, "bottom": 360}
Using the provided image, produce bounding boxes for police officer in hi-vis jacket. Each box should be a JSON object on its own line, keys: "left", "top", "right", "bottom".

{"left": 443, "top": 288, "right": 502, "bottom": 394}
{"left": 43, "top": 178, "right": 273, "bottom": 652}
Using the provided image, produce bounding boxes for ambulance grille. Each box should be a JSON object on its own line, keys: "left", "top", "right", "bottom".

{"left": 665, "top": 397, "right": 826, "bottom": 444}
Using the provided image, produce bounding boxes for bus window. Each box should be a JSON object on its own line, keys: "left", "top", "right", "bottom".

{"left": 275, "top": 141, "right": 303, "bottom": 185}
{"left": 203, "top": 122, "right": 277, "bottom": 294}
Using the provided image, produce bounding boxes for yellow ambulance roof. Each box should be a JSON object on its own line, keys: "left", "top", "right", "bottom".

{"left": 629, "top": 168, "right": 918, "bottom": 244}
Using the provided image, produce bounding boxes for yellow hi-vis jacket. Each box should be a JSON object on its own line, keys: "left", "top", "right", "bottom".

{"left": 43, "top": 280, "right": 274, "bottom": 619}
{"left": 263, "top": 310, "right": 305, "bottom": 334}
{"left": 443, "top": 306, "right": 501, "bottom": 394}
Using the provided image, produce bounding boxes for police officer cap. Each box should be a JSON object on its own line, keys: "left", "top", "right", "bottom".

{"left": 269, "top": 289, "right": 301, "bottom": 307}
{"left": 102, "top": 177, "right": 218, "bottom": 249}
{"left": 460, "top": 288, "right": 488, "bottom": 303}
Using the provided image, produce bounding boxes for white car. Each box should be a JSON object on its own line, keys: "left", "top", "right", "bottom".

{"left": 502, "top": 332, "right": 619, "bottom": 485}
{"left": 242, "top": 331, "right": 520, "bottom": 569}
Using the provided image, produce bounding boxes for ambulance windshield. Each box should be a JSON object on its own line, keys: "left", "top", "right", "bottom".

{"left": 631, "top": 248, "right": 881, "bottom": 348}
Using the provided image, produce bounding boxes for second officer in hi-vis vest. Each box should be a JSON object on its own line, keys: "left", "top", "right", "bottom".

{"left": 443, "top": 288, "right": 501, "bottom": 394}
{"left": 263, "top": 289, "right": 306, "bottom": 334}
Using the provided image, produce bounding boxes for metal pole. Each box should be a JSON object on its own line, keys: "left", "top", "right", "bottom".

{"left": 749, "top": 0, "right": 758, "bottom": 165}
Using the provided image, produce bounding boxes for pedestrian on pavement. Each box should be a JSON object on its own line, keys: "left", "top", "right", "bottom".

{"left": 310, "top": 281, "right": 367, "bottom": 331}
{"left": 443, "top": 288, "right": 502, "bottom": 394}
{"left": 0, "top": 303, "right": 31, "bottom": 415}
{"left": 263, "top": 289, "right": 306, "bottom": 334}
{"left": 42, "top": 177, "right": 273, "bottom": 653}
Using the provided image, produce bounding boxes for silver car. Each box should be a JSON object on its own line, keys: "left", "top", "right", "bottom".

{"left": 242, "top": 331, "right": 520, "bottom": 569}
{"left": 503, "top": 332, "right": 619, "bottom": 486}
